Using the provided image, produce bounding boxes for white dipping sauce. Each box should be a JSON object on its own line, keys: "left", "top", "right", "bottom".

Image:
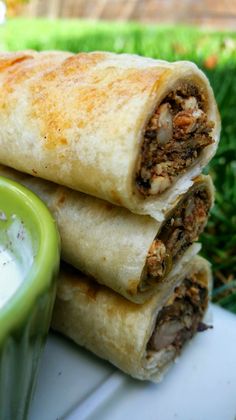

{"left": 0, "top": 245, "right": 23, "bottom": 308}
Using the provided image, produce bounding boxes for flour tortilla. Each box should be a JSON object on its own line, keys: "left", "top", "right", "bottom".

{"left": 51, "top": 255, "right": 211, "bottom": 382}
{"left": 0, "top": 164, "right": 211, "bottom": 303}
{"left": 0, "top": 51, "right": 220, "bottom": 220}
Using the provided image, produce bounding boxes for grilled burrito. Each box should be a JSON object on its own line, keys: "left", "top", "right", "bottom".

{"left": 51, "top": 256, "right": 212, "bottom": 382}
{"left": 0, "top": 165, "right": 213, "bottom": 303}
{"left": 0, "top": 51, "right": 220, "bottom": 220}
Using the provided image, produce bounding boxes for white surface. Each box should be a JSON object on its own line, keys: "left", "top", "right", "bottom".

{"left": 29, "top": 305, "right": 236, "bottom": 420}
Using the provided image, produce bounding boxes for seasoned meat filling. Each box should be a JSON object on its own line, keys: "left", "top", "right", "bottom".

{"left": 147, "top": 272, "right": 209, "bottom": 353}
{"left": 136, "top": 84, "right": 214, "bottom": 196}
{"left": 158, "top": 189, "right": 209, "bottom": 260}
{"left": 140, "top": 187, "right": 210, "bottom": 291}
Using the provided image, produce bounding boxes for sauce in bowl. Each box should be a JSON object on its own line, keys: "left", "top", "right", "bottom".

{"left": 0, "top": 174, "right": 60, "bottom": 420}
{"left": 0, "top": 211, "right": 34, "bottom": 308}
{"left": 0, "top": 246, "right": 22, "bottom": 308}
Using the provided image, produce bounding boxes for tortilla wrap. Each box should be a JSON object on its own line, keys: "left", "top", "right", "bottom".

{"left": 0, "top": 51, "right": 220, "bottom": 220}
{"left": 0, "top": 164, "right": 212, "bottom": 303}
{"left": 51, "top": 255, "right": 212, "bottom": 382}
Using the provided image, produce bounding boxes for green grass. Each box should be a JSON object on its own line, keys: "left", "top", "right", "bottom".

{"left": 1, "top": 18, "right": 236, "bottom": 312}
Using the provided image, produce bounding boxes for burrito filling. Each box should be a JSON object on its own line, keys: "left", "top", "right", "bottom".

{"left": 147, "top": 271, "right": 209, "bottom": 355}
{"left": 136, "top": 83, "right": 214, "bottom": 196}
{"left": 140, "top": 186, "right": 210, "bottom": 291}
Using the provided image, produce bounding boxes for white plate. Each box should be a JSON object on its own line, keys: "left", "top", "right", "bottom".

{"left": 29, "top": 304, "right": 236, "bottom": 420}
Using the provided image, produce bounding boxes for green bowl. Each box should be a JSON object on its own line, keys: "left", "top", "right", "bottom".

{"left": 0, "top": 176, "right": 60, "bottom": 420}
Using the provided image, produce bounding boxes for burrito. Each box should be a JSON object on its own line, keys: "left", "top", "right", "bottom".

{"left": 0, "top": 51, "right": 220, "bottom": 220}
{"left": 0, "top": 164, "right": 213, "bottom": 303}
{"left": 51, "top": 256, "right": 212, "bottom": 382}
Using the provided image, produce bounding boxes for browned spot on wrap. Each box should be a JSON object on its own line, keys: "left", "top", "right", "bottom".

{"left": 61, "top": 53, "right": 107, "bottom": 76}
{"left": 85, "top": 281, "right": 101, "bottom": 301}
{"left": 1, "top": 57, "right": 46, "bottom": 91}
{"left": 127, "top": 279, "right": 139, "bottom": 295}
{"left": 0, "top": 53, "right": 34, "bottom": 72}
{"left": 60, "top": 263, "right": 141, "bottom": 314}
{"left": 105, "top": 297, "right": 140, "bottom": 318}
{"left": 0, "top": 53, "right": 66, "bottom": 117}
{"left": 104, "top": 203, "right": 115, "bottom": 212}
{"left": 152, "top": 68, "right": 173, "bottom": 93}
{"left": 27, "top": 53, "right": 170, "bottom": 151}
{"left": 60, "top": 263, "right": 101, "bottom": 301}
{"left": 56, "top": 192, "right": 67, "bottom": 206}
{"left": 109, "top": 190, "right": 123, "bottom": 206}
{"left": 192, "top": 175, "right": 203, "bottom": 183}
{"left": 0, "top": 53, "right": 35, "bottom": 112}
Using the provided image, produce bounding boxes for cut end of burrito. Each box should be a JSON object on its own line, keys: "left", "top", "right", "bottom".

{"left": 51, "top": 256, "right": 212, "bottom": 382}
{"left": 138, "top": 176, "right": 213, "bottom": 293}
{"left": 146, "top": 270, "right": 209, "bottom": 366}
{"left": 140, "top": 256, "right": 212, "bottom": 382}
{"left": 136, "top": 82, "right": 214, "bottom": 197}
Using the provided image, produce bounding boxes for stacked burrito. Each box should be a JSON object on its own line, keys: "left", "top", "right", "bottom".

{"left": 0, "top": 51, "right": 220, "bottom": 381}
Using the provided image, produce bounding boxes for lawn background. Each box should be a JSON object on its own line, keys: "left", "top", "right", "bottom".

{"left": 1, "top": 18, "right": 236, "bottom": 311}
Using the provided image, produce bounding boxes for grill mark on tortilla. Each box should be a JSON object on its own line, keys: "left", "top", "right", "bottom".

{"left": 27, "top": 54, "right": 169, "bottom": 151}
